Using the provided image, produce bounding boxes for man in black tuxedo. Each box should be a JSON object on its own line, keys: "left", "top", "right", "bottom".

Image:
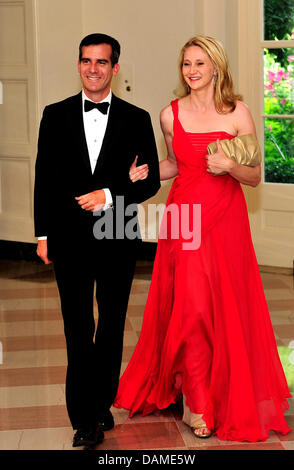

{"left": 34, "top": 33, "right": 160, "bottom": 447}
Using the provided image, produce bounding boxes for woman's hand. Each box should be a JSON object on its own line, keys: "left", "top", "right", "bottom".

{"left": 206, "top": 139, "right": 235, "bottom": 176}
{"left": 129, "top": 156, "right": 149, "bottom": 182}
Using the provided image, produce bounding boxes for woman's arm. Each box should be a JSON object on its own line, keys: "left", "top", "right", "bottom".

{"left": 206, "top": 102, "right": 261, "bottom": 187}
{"left": 228, "top": 161, "right": 261, "bottom": 188}
{"left": 158, "top": 105, "right": 179, "bottom": 181}
{"left": 129, "top": 105, "right": 178, "bottom": 183}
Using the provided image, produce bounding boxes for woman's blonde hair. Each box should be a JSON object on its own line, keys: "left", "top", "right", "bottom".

{"left": 176, "top": 35, "right": 242, "bottom": 113}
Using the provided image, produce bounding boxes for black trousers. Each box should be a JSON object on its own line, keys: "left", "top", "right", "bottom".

{"left": 53, "top": 239, "right": 138, "bottom": 430}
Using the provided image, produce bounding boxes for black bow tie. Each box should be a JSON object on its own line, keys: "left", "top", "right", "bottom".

{"left": 84, "top": 100, "right": 110, "bottom": 114}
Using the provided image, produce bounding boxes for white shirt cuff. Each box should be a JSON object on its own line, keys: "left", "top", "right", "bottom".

{"left": 38, "top": 236, "right": 47, "bottom": 240}
{"left": 102, "top": 188, "right": 113, "bottom": 210}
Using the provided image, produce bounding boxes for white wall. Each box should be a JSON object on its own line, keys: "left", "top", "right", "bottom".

{"left": 0, "top": 0, "right": 242, "bottom": 243}
{"left": 82, "top": 0, "right": 197, "bottom": 157}
{"left": 35, "top": 0, "right": 83, "bottom": 112}
{"left": 35, "top": 0, "right": 238, "bottom": 153}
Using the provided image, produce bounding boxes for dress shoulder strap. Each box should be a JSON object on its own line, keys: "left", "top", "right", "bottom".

{"left": 170, "top": 99, "right": 179, "bottom": 120}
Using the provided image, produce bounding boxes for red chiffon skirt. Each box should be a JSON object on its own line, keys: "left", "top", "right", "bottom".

{"left": 114, "top": 101, "right": 291, "bottom": 442}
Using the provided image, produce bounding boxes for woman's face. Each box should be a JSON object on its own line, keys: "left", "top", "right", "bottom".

{"left": 182, "top": 45, "right": 216, "bottom": 92}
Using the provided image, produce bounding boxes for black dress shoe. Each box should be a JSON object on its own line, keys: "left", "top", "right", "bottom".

{"left": 72, "top": 426, "right": 104, "bottom": 447}
{"left": 97, "top": 410, "right": 114, "bottom": 431}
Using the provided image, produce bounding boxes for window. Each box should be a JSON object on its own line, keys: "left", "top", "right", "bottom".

{"left": 263, "top": 0, "right": 294, "bottom": 183}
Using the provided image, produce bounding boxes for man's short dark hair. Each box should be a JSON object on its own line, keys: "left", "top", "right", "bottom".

{"left": 79, "top": 33, "right": 121, "bottom": 66}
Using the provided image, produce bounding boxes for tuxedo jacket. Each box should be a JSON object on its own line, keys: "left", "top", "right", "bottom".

{"left": 34, "top": 92, "right": 160, "bottom": 260}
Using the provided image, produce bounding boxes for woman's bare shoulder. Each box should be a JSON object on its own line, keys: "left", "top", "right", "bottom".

{"left": 232, "top": 100, "right": 256, "bottom": 135}
{"left": 160, "top": 103, "right": 174, "bottom": 132}
{"left": 160, "top": 103, "right": 173, "bottom": 120}
{"left": 233, "top": 100, "right": 252, "bottom": 117}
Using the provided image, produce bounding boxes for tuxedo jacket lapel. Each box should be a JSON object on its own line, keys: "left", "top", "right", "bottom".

{"left": 93, "top": 94, "right": 122, "bottom": 176}
{"left": 66, "top": 92, "right": 92, "bottom": 175}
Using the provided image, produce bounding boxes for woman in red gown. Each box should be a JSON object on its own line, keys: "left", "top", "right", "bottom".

{"left": 114, "top": 36, "right": 291, "bottom": 442}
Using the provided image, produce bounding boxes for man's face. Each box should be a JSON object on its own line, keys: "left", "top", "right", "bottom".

{"left": 78, "top": 43, "right": 120, "bottom": 101}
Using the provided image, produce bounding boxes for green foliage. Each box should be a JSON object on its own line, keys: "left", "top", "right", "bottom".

{"left": 264, "top": 0, "right": 294, "bottom": 39}
{"left": 265, "top": 157, "right": 294, "bottom": 183}
{"left": 264, "top": 0, "right": 294, "bottom": 67}
{"left": 263, "top": 48, "right": 294, "bottom": 183}
{"left": 264, "top": 49, "right": 294, "bottom": 114}
{"left": 278, "top": 345, "right": 294, "bottom": 390}
{"left": 264, "top": 114, "right": 294, "bottom": 182}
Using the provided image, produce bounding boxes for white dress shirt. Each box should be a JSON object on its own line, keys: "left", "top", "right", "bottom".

{"left": 38, "top": 90, "right": 113, "bottom": 240}
{"left": 82, "top": 89, "right": 113, "bottom": 208}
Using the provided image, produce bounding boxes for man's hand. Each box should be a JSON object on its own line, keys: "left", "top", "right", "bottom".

{"left": 206, "top": 139, "right": 235, "bottom": 176}
{"left": 36, "top": 239, "right": 52, "bottom": 264}
{"left": 75, "top": 189, "right": 106, "bottom": 212}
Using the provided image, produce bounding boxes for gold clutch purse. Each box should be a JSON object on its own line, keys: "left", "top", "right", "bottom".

{"left": 207, "top": 133, "right": 261, "bottom": 167}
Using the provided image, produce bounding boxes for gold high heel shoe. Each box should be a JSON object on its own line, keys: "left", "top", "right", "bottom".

{"left": 191, "top": 424, "right": 212, "bottom": 439}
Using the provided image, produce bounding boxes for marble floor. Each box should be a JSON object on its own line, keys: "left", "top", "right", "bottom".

{"left": 0, "top": 259, "right": 293, "bottom": 451}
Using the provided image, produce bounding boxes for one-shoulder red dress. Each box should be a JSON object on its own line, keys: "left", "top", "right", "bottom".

{"left": 114, "top": 99, "right": 291, "bottom": 442}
